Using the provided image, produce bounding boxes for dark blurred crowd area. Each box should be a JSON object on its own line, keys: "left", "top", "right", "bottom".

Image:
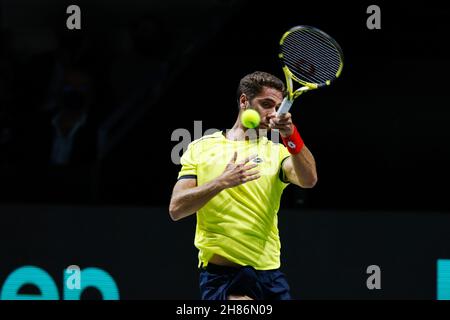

{"left": 3, "top": 1, "right": 448, "bottom": 211}
{"left": 0, "top": 13, "right": 171, "bottom": 204}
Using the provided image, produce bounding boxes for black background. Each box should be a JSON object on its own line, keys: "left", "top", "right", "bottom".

{"left": 1, "top": 0, "right": 450, "bottom": 299}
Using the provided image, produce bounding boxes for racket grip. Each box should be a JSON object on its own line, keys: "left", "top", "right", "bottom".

{"left": 277, "top": 97, "right": 293, "bottom": 115}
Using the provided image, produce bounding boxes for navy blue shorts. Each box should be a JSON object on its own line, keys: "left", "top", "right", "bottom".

{"left": 199, "top": 263, "right": 291, "bottom": 300}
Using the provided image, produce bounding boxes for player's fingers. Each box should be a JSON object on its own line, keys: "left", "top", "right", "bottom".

{"left": 244, "top": 170, "right": 260, "bottom": 177}
{"left": 229, "top": 151, "right": 238, "bottom": 163}
{"left": 270, "top": 122, "right": 285, "bottom": 130}
{"left": 278, "top": 112, "right": 291, "bottom": 120}
{"left": 273, "top": 116, "right": 293, "bottom": 126}
{"left": 273, "top": 117, "right": 291, "bottom": 126}
{"left": 243, "top": 163, "right": 258, "bottom": 171}
{"left": 272, "top": 118, "right": 282, "bottom": 126}
{"left": 238, "top": 154, "right": 258, "bottom": 165}
{"left": 275, "top": 121, "right": 292, "bottom": 127}
{"left": 274, "top": 124, "right": 292, "bottom": 134}
{"left": 242, "top": 174, "right": 261, "bottom": 183}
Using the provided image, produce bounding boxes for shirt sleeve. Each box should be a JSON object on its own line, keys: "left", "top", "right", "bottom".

{"left": 278, "top": 144, "right": 291, "bottom": 184}
{"left": 177, "top": 142, "right": 197, "bottom": 180}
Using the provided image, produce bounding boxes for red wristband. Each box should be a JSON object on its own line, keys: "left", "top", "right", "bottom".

{"left": 281, "top": 125, "right": 304, "bottom": 154}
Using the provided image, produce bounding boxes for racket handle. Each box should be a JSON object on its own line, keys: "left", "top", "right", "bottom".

{"left": 277, "top": 97, "right": 293, "bottom": 115}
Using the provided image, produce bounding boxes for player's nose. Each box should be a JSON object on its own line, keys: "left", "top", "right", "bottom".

{"left": 266, "top": 111, "right": 276, "bottom": 120}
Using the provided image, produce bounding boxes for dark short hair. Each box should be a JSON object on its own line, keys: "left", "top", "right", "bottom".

{"left": 236, "top": 71, "right": 285, "bottom": 106}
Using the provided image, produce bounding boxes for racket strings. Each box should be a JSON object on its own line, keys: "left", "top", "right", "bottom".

{"left": 282, "top": 51, "right": 337, "bottom": 83}
{"left": 281, "top": 29, "right": 342, "bottom": 85}
{"left": 289, "top": 31, "right": 341, "bottom": 67}
{"left": 283, "top": 30, "right": 341, "bottom": 70}
{"left": 282, "top": 42, "right": 340, "bottom": 83}
{"left": 282, "top": 40, "right": 340, "bottom": 69}
{"left": 282, "top": 55, "right": 337, "bottom": 83}
{"left": 282, "top": 45, "right": 340, "bottom": 82}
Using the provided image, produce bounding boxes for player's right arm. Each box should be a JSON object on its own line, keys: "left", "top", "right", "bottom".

{"left": 169, "top": 152, "right": 260, "bottom": 221}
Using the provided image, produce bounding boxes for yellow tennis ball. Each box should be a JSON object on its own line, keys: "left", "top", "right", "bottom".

{"left": 241, "top": 109, "right": 261, "bottom": 129}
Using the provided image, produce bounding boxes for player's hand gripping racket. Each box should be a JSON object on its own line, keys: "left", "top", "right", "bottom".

{"left": 277, "top": 25, "right": 344, "bottom": 116}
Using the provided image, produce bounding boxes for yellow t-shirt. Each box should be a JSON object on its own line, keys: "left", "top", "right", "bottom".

{"left": 177, "top": 131, "right": 291, "bottom": 270}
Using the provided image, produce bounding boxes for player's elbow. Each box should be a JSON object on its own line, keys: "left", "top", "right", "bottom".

{"left": 169, "top": 210, "right": 182, "bottom": 222}
{"left": 301, "top": 175, "right": 318, "bottom": 188}
{"left": 169, "top": 201, "right": 182, "bottom": 221}
{"left": 169, "top": 201, "right": 191, "bottom": 221}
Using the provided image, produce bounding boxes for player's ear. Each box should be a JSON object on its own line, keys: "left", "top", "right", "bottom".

{"left": 239, "top": 94, "right": 247, "bottom": 110}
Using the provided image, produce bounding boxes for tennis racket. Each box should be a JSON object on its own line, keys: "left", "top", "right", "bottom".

{"left": 277, "top": 25, "right": 344, "bottom": 115}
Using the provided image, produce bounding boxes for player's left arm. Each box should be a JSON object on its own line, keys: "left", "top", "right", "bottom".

{"left": 270, "top": 112, "right": 318, "bottom": 188}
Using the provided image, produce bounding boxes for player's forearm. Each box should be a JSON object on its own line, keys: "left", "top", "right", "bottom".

{"left": 290, "top": 145, "right": 318, "bottom": 188}
{"left": 169, "top": 179, "right": 225, "bottom": 221}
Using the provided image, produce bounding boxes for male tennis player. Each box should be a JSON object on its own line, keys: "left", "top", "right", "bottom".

{"left": 169, "top": 71, "right": 317, "bottom": 300}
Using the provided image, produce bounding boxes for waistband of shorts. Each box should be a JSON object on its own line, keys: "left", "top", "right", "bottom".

{"left": 200, "top": 262, "right": 279, "bottom": 274}
{"left": 199, "top": 262, "right": 242, "bottom": 274}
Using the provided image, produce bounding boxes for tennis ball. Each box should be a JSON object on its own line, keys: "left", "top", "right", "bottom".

{"left": 241, "top": 109, "right": 261, "bottom": 129}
